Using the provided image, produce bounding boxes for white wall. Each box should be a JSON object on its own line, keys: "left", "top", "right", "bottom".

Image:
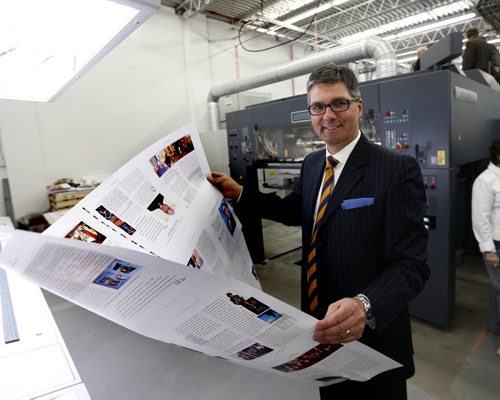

{"left": 0, "top": 7, "right": 310, "bottom": 220}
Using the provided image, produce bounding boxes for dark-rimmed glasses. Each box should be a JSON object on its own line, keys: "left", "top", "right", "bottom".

{"left": 307, "top": 98, "right": 359, "bottom": 116}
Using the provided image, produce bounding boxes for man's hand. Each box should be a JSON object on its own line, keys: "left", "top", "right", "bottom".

{"left": 207, "top": 172, "right": 243, "bottom": 201}
{"left": 485, "top": 251, "right": 499, "bottom": 268}
{"left": 312, "top": 298, "right": 366, "bottom": 344}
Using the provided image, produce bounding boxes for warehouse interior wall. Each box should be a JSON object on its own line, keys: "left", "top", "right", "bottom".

{"left": 0, "top": 6, "right": 309, "bottom": 221}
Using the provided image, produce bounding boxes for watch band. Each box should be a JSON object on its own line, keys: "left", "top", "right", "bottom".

{"left": 354, "top": 294, "right": 376, "bottom": 329}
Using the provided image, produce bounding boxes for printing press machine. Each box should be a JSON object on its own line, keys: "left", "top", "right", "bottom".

{"left": 225, "top": 33, "right": 500, "bottom": 327}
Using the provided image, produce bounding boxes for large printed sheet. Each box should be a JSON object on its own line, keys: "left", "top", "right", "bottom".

{"left": 44, "top": 123, "right": 259, "bottom": 289}
{"left": 0, "top": 230, "right": 401, "bottom": 386}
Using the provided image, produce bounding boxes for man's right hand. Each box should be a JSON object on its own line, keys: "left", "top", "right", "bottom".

{"left": 485, "top": 251, "right": 499, "bottom": 268}
{"left": 207, "top": 172, "right": 243, "bottom": 201}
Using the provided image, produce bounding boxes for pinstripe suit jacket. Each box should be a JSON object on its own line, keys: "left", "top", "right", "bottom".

{"left": 238, "top": 133, "right": 429, "bottom": 378}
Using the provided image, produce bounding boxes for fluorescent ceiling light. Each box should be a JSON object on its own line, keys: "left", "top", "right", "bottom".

{"left": 340, "top": 1, "right": 472, "bottom": 44}
{"left": 0, "top": 0, "right": 158, "bottom": 102}
{"left": 398, "top": 56, "right": 418, "bottom": 63}
{"left": 264, "top": 0, "right": 349, "bottom": 24}
{"left": 384, "top": 34, "right": 398, "bottom": 41}
{"left": 388, "top": 13, "right": 476, "bottom": 39}
{"left": 256, "top": 28, "right": 278, "bottom": 36}
{"left": 397, "top": 49, "right": 419, "bottom": 57}
{"left": 265, "top": 0, "right": 317, "bottom": 20}
{"left": 488, "top": 39, "right": 500, "bottom": 44}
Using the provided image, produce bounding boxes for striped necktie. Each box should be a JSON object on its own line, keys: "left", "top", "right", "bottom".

{"left": 307, "top": 155, "right": 338, "bottom": 316}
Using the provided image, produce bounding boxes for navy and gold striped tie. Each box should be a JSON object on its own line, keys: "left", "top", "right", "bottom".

{"left": 307, "top": 155, "right": 338, "bottom": 316}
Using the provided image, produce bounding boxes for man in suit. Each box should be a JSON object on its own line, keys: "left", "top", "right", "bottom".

{"left": 208, "top": 63, "right": 429, "bottom": 399}
{"left": 463, "top": 27, "right": 491, "bottom": 72}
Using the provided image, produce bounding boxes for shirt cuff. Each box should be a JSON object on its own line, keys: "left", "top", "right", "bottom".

{"left": 479, "top": 240, "right": 496, "bottom": 253}
{"left": 236, "top": 187, "right": 243, "bottom": 203}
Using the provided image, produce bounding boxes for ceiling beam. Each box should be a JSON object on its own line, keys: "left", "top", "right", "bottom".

{"left": 254, "top": 15, "right": 337, "bottom": 44}
{"left": 175, "top": 0, "right": 215, "bottom": 18}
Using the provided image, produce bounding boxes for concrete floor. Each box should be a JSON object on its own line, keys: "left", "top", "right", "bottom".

{"left": 257, "top": 219, "right": 500, "bottom": 400}
{"left": 44, "top": 219, "right": 500, "bottom": 399}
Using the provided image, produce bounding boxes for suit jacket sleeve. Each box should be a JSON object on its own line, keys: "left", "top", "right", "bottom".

{"left": 363, "top": 154, "right": 429, "bottom": 333}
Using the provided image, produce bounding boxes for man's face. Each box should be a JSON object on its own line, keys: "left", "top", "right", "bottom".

{"left": 309, "top": 82, "right": 362, "bottom": 153}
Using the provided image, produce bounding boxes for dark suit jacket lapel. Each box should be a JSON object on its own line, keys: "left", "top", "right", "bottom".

{"left": 315, "top": 134, "right": 369, "bottom": 231}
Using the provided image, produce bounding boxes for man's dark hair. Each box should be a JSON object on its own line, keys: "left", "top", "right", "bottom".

{"left": 489, "top": 136, "right": 500, "bottom": 165}
{"left": 307, "top": 63, "right": 360, "bottom": 102}
{"left": 466, "top": 27, "right": 479, "bottom": 38}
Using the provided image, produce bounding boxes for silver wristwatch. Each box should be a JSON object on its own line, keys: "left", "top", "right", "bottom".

{"left": 354, "top": 294, "right": 376, "bottom": 329}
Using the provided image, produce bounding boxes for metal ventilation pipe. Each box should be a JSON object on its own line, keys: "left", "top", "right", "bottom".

{"left": 208, "top": 36, "right": 396, "bottom": 130}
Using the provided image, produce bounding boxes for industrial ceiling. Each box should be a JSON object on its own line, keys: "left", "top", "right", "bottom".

{"left": 162, "top": 0, "right": 500, "bottom": 70}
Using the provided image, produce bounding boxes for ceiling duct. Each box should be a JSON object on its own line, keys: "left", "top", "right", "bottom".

{"left": 207, "top": 36, "right": 396, "bottom": 130}
{"left": 476, "top": 0, "right": 500, "bottom": 33}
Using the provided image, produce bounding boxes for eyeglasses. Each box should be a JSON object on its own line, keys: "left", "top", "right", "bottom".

{"left": 307, "top": 98, "right": 360, "bottom": 116}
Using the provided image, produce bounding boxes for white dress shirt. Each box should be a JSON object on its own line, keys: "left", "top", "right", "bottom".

{"left": 472, "top": 162, "right": 500, "bottom": 252}
{"left": 313, "top": 132, "right": 361, "bottom": 221}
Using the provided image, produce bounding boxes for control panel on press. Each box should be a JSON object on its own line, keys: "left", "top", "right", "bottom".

{"left": 228, "top": 127, "right": 253, "bottom": 163}
{"left": 382, "top": 108, "right": 411, "bottom": 152}
{"left": 423, "top": 176, "right": 438, "bottom": 190}
{"left": 362, "top": 107, "right": 412, "bottom": 154}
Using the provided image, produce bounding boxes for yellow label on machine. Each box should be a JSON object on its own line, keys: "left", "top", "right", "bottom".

{"left": 437, "top": 150, "right": 446, "bottom": 166}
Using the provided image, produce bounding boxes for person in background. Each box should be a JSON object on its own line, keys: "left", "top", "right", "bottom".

{"left": 209, "top": 63, "right": 429, "bottom": 399}
{"left": 471, "top": 136, "right": 500, "bottom": 359}
{"left": 488, "top": 43, "right": 500, "bottom": 83}
{"left": 412, "top": 46, "right": 428, "bottom": 71}
{"left": 463, "top": 27, "right": 491, "bottom": 72}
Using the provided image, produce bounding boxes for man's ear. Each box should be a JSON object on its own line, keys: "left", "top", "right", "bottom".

{"left": 357, "top": 98, "right": 363, "bottom": 117}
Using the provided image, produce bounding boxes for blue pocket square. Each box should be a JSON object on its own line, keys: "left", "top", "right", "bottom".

{"left": 341, "top": 197, "right": 375, "bottom": 210}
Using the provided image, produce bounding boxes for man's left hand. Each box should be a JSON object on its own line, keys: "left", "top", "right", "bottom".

{"left": 312, "top": 298, "right": 366, "bottom": 344}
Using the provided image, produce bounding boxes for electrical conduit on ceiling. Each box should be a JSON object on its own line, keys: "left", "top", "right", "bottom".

{"left": 207, "top": 36, "right": 396, "bottom": 130}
